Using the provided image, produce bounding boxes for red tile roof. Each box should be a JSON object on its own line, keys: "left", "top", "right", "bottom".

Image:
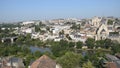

{"left": 30, "top": 55, "right": 56, "bottom": 68}
{"left": 106, "top": 62, "right": 117, "bottom": 68}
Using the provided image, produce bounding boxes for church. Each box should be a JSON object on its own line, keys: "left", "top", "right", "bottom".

{"left": 91, "top": 17, "right": 120, "bottom": 42}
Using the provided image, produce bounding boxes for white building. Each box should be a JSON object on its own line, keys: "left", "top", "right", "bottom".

{"left": 21, "top": 27, "right": 35, "bottom": 34}
{"left": 22, "top": 21, "right": 35, "bottom": 25}
{"left": 69, "top": 33, "right": 87, "bottom": 43}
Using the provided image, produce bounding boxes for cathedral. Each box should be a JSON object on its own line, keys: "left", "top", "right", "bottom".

{"left": 91, "top": 17, "right": 120, "bottom": 42}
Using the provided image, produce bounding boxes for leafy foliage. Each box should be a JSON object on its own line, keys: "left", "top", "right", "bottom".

{"left": 57, "top": 52, "right": 83, "bottom": 68}
{"left": 107, "top": 19, "right": 113, "bottom": 25}
{"left": 85, "top": 38, "right": 95, "bottom": 48}
{"left": 82, "top": 60, "right": 95, "bottom": 68}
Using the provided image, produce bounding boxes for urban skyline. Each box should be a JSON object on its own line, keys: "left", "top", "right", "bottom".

{"left": 0, "top": 0, "right": 120, "bottom": 22}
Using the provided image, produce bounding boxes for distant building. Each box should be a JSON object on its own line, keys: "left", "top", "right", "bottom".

{"left": 22, "top": 21, "right": 35, "bottom": 25}
{"left": 20, "top": 27, "right": 35, "bottom": 34}
{"left": 92, "top": 16, "right": 102, "bottom": 27}
{"left": 90, "top": 16, "right": 120, "bottom": 42}
{"left": 95, "top": 24, "right": 109, "bottom": 40}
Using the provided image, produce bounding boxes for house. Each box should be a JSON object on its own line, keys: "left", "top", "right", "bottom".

{"left": 0, "top": 57, "right": 25, "bottom": 68}
{"left": 106, "top": 62, "right": 117, "bottom": 68}
{"left": 29, "top": 55, "right": 62, "bottom": 68}
{"left": 54, "top": 37, "right": 62, "bottom": 42}
{"left": 115, "top": 53, "right": 120, "bottom": 59}
{"left": 105, "top": 54, "right": 120, "bottom": 68}
{"left": 20, "top": 27, "right": 35, "bottom": 34}
{"left": 31, "top": 33, "right": 40, "bottom": 39}
{"left": 6, "top": 57, "right": 25, "bottom": 68}
{"left": 69, "top": 32, "right": 87, "bottom": 42}
{"left": 1, "top": 27, "right": 6, "bottom": 30}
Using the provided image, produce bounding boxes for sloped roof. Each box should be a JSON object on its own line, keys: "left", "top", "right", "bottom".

{"left": 106, "top": 62, "right": 117, "bottom": 68}
{"left": 30, "top": 55, "right": 56, "bottom": 68}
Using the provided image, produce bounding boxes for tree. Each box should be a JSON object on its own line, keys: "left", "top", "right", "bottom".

{"left": 51, "top": 43, "right": 66, "bottom": 57}
{"left": 35, "top": 25, "right": 40, "bottom": 32}
{"left": 34, "top": 51, "right": 42, "bottom": 58}
{"left": 85, "top": 38, "right": 95, "bottom": 48}
{"left": 81, "top": 22, "right": 86, "bottom": 26}
{"left": 26, "top": 33, "right": 31, "bottom": 40}
{"left": 82, "top": 60, "right": 95, "bottom": 68}
{"left": 71, "top": 23, "right": 76, "bottom": 29}
{"left": 39, "top": 21, "right": 46, "bottom": 27}
{"left": 65, "top": 22, "right": 71, "bottom": 25}
{"left": 16, "top": 35, "right": 25, "bottom": 44}
{"left": 104, "top": 39, "right": 113, "bottom": 49}
{"left": 111, "top": 43, "right": 120, "bottom": 54}
{"left": 95, "top": 40, "right": 104, "bottom": 48}
{"left": 115, "top": 18, "right": 119, "bottom": 22}
{"left": 107, "top": 19, "right": 113, "bottom": 25}
{"left": 76, "top": 41, "right": 83, "bottom": 49}
{"left": 71, "top": 23, "right": 81, "bottom": 30}
{"left": 57, "top": 52, "right": 82, "bottom": 68}
{"left": 59, "top": 30, "right": 64, "bottom": 35}
{"left": 68, "top": 42, "right": 75, "bottom": 48}
{"left": 59, "top": 40, "right": 68, "bottom": 47}
{"left": 32, "top": 39, "right": 43, "bottom": 46}
{"left": 66, "top": 34, "right": 72, "bottom": 40}
{"left": 46, "top": 26, "right": 50, "bottom": 31}
{"left": 95, "top": 39, "right": 113, "bottom": 49}
{"left": 24, "top": 53, "right": 35, "bottom": 67}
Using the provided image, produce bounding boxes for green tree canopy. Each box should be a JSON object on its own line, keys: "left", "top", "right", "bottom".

{"left": 107, "top": 19, "right": 113, "bottom": 25}
{"left": 85, "top": 38, "right": 95, "bottom": 48}
{"left": 34, "top": 51, "right": 42, "bottom": 58}
{"left": 82, "top": 60, "right": 95, "bottom": 68}
{"left": 57, "top": 52, "right": 83, "bottom": 68}
{"left": 76, "top": 41, "right": 83, "bottom": 49}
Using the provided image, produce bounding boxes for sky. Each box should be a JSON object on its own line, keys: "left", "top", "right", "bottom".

{"left": 0, "top": 0, "right": 120, "bottom": 22}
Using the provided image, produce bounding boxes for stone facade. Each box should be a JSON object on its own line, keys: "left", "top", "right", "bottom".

{"left": 91, "top": 17, "right": 120, "bottom": 41}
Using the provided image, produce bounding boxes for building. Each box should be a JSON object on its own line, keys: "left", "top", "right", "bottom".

{"left": 92, "top": 16, "right": 102, "bottom": 27}
{"left": 105, "top": 54, "right": 120, "bottom": 68}
{"left": 29, "top": 55, "right": 62, "bottom": 68}
{"left": 90, "top": 17, "right": 120, "bottom": 41}
{"left": 95, "top": 24, "right": 109, "bottom": 40}
{"left": 20, "top": 27, "right": 35, "bottom": 34}
{"left": 0, "top": 57, "right": 25, "bottom": 68}
{"left": 22, "top": 21, "right": 35, "bottom": 25}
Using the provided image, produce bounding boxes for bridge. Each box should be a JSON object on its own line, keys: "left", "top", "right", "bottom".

{"left": 1, "top": 36, "right": 18, "bottom": 43}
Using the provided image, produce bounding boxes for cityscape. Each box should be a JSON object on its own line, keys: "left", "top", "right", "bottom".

{"left": 0, "top": 0, "right": 120, "bottom": 68}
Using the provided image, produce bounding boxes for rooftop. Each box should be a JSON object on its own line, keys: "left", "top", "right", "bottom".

{"left": 30, "top": 55, "right": 56, "bottom": 68}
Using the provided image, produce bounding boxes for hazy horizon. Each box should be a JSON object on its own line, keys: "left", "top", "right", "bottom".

{"left": 0, "top": 0, "right": 120, "bottom": 23}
